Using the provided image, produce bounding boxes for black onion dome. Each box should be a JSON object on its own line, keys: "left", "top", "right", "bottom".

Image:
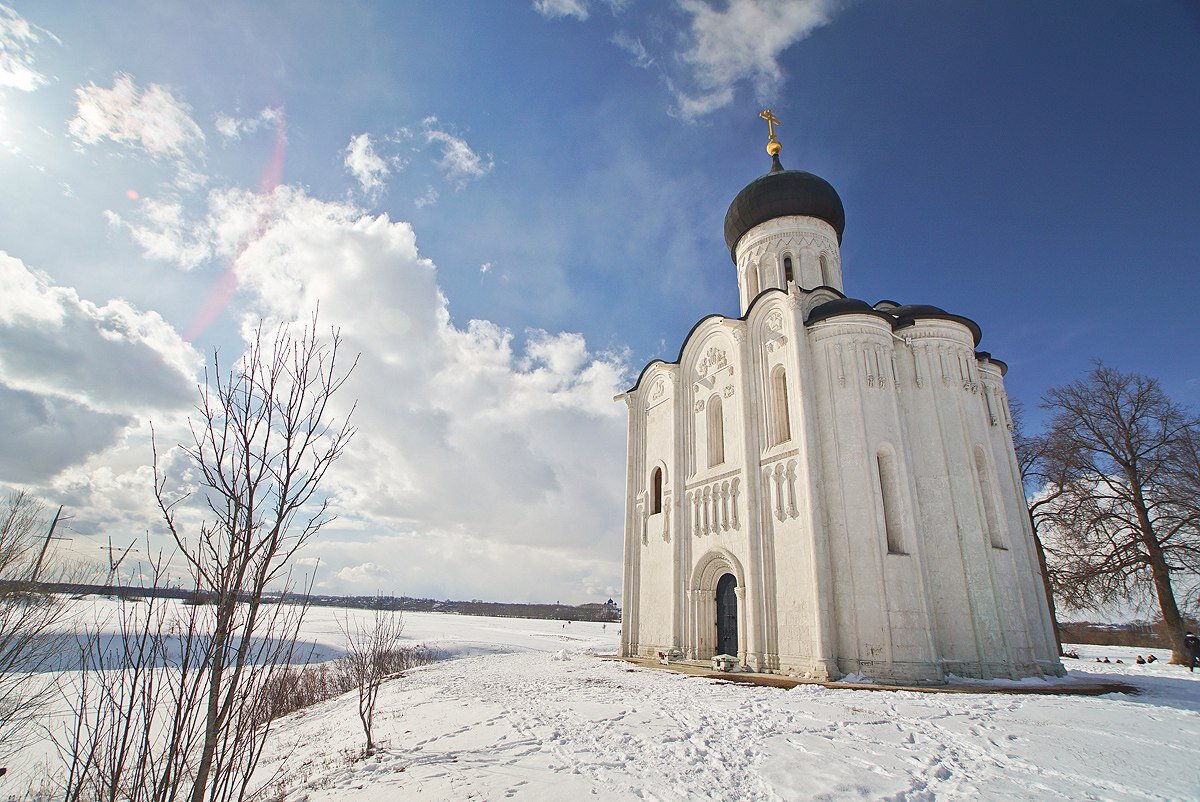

{"left": 723, "top": 156, "right": 846, "bottom": 261}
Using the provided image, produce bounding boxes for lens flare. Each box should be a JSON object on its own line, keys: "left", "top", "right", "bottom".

{"left": 184, "top": 111, "right": 287, "bottom": 342}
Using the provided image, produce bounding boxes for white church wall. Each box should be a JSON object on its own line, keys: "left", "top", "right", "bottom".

{"left": 899, "top": 319, "right": 1015, "bottom": 678}
{"left": 806, "top": 313, "right": 941, "bottom": 681}
{"left": 634, "top": 368, "right": 678, "bottom": 654}
{"left": 750, "top": 296, "right": 826, "bottom": 675}
{"left": 979, "top": 360, "right": 1064, "bottom": 674}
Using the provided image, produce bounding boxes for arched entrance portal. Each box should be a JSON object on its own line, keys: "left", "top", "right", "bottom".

{"left": 716, "top": 573, "right": 738, "bottom": 656}
{"left": 689, "top": 548, "right": 748, "bottom": 664}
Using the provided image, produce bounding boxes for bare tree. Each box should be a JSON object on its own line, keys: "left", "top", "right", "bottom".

{"left": 1010, "top": 400, "right": 1064, "bottom": 655}
{"left": 152, "top": 314, "right": 356, "bottom": 801}
{"left": 339, "top": 608, "right": 406, "bottom": 754}
{"left": 1038, "top": 362, "right": 1200, "bottom": 663}
{"left": 57, "top": 551, "right": 318, "bottom": 802}
{"left": 0, "top": 491, "right": 76, "bottom": 763}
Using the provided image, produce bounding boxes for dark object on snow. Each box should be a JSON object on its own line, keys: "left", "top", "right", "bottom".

{"left": 1186, "top": 632, "right": 1200, "bottom": 671}
{"left": 1136, "top": 655, "right": 1146, "bottom": 664}
{"left": 1103, "top": 657, "right": 1111, "bottom": 663}
{"left": 1147, "top": 654, "right": 1158, "bottom": 663}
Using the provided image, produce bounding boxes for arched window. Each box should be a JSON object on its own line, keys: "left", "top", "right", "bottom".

{"left": 707, "top": 395, "right": 725, "bottom": 467}
{"left": 650, "top": 467, "right": 663, "bottom": 514}
{"left": 746, "top": 263, "right": 760, "bottom": 299}
{"left": 877, "top": 450, "right": 905, "bottom": 554}
{"left": 819, "top": 253, "right": 833, "bottom": 286}
{"left": 976, "top": 447, "right": 1006, "bottom": 548}
{"left": 770, "top": 366, "right": 791, "bottom": 445}
{"left": 783, "top": 255, "right": 794, "bottom": 285}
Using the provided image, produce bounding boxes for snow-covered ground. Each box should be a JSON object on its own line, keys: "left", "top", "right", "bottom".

{"left": 257, "top": 612, "right": 1200, "bottom": 801}
{"left": 5, "top": 601, "right": 1200, "bottom": 801}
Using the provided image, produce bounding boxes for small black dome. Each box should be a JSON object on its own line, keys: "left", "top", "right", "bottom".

{"left": 806, "top": 297, "right": 878, "bottom": 324}
{"left": 889, "top": 304, "right": 947, "bottom": 318}
{"left": 724, "top": 162, "right": 845, "bottom": 261}
{"left": 890, "top": 304, "right": 983, "bottom": 345}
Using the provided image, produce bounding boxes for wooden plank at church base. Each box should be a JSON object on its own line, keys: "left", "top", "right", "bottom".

{"left": 602, "top": 656, "right": 1138, "bottom": 696}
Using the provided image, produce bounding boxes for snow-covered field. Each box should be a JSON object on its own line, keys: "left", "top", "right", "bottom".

{"left": 5, "top": 601, "right": 1200, "bottom": 801}
{"left": 264, "top": 610, "right": 1200, "bottom": 801}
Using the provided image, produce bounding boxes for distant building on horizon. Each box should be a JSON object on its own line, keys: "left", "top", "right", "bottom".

{"left": 615, "top": 113, "right": 1063, "bottom": 683}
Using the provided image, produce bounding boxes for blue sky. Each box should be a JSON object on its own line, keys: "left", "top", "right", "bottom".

{"left": 1, "top": 1, "right": 1197, "bottom": 603}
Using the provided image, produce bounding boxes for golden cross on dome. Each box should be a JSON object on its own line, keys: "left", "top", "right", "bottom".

{"left": 759, "top": 108, "right": 780, "bottom": 138}
{"left": 759, "top": 109, "right": 782, "bottom": 156}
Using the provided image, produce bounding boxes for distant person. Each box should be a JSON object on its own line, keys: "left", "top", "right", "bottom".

{"left": 1185, "top": 632, "right": 1200, "bottom": 672}
{"left": 1147, "top": 654, "right": 1158, "bottom": 663}
{"left": 1136, "top": 655, "right": 1146, "bottom": 665}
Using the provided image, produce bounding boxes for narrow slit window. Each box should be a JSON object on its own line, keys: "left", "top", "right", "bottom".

{"left": 707, "top": 395, "right": 725, "bottom": 467}
{"left": 650, "top": 467, "right": 663, "bottom": 514}
{"left": 877, "top": 451, "right": 905, "bottom": 554}
{"left": 976, "top": 448, "right": 1006, "bottom": 548}
{"left": 771, "top": 366, "right": 791, "bottom": 445}
{"left": 819, "top": 254, "right": 832, "bottom": 286}
{"left": 783, "top": 255, "right": 794, "bottom": 285}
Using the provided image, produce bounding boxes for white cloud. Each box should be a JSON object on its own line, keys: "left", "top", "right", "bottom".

{"left": 531, "top": 0, "right": 591, "bottom": 21}
{"left": 531, "top": 0, "right": 627, "bottom": 21}
{"left": 672, "top": 0, "right": 839, "bottom": 120}
{"left": 0, "top": 4, "right": 54, "bottom": 92}
{"left": 480, "top": 262, "right": 492, "bottom": 274}
{"left": 35, "top": 178, "right": 629, "bottom": 602}
{"left": 344, "top": 133, "right": 390, "bottom": 197}
{"left": 105, "top": 198, "right": 213, "bottom": 270}
{"left": 68, "top": 73, "right": 207, "bottom": 186}
{"left": 422, "top": 117, "right": 493, "bottom": 187}
{"left": 0, "top": 252, "right": 201, "bottom": 412}
{"left": 0, "top": 252, "right": 200, "bottom": 484}
{"left": 214, "top": 106, "right": 283, "bottom": 141}
{"left": 204, "top": 186, "right": 628, "bottom": 601}
{"left": 612, "top": 31, "right": 654, "bottom": 69}
{"left": 414, "top": 185, "right": 439, "bottom": 208}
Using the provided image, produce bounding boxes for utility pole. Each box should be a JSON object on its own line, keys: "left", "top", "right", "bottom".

{"left": 31, "top": 505, "right": 73, "bottom": 582}
{"left": 101, "top": 536, "right": 139, "bottom": 585}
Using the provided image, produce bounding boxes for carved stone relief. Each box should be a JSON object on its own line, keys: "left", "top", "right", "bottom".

{"left": 697, "top": 346, "right": 727, "bottom": 377}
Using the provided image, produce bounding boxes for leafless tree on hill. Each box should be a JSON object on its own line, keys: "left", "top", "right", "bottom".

{"left": 57, "top": 313, "right": 357, "bottom": 802}
{"left": 158, "top": 314, "right": 356, "bottom": 801}
{"left": 339, "top": 607, "right": 407, "bottom": 754}
{"left": 0, "top": 491, "right": 79, "bottom": 764}
{"left": 1035, "top": 362, "right": 1200, "bottom": 663}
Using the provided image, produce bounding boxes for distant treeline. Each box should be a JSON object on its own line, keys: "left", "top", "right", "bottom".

{"left": 1059, "top": 619, "right": 1196, "bottom": 649}
{"left": 13, "top": 580, "right": 622, "bottom": 623}
{"left": 307, "top": 594, "right": 622, "bottom": 622}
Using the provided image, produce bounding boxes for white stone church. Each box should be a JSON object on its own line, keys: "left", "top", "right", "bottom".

{"left": 617, "top": 117, "right": 1063, "bottom": 683}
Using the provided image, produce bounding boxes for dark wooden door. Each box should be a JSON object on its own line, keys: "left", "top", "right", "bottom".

{"left": 715, "top": 573, "right": 738, "bottom": 656}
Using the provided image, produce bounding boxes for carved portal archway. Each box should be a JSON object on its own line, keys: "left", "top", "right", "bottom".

{"left": 689, "top": 549, "right": 748, "bottom": 664}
